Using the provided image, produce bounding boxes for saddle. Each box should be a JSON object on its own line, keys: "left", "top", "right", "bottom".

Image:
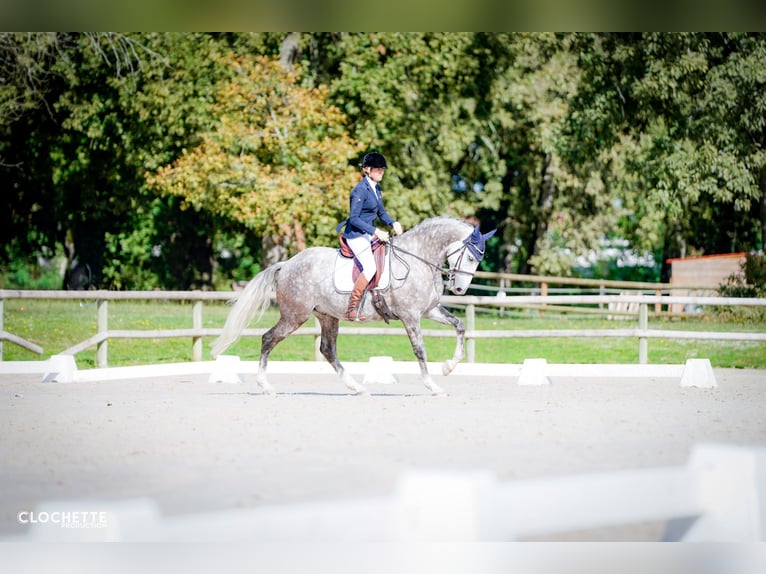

{"left": 335, "top": 235, "right": 390, "bottom": 291}
{"left": 334, "top": 235, "right": 397, "bottom": 323}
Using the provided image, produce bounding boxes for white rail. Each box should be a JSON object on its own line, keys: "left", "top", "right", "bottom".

{"left": 13, "top": 443, "right": 765, "bottom": 542}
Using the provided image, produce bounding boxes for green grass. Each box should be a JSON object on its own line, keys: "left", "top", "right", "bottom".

{"left": 2, "top": 299, "right": 765, "bottom": 369}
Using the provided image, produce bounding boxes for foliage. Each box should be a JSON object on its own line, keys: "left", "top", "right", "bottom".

{"left": 1, "top": 33, "right": 241, "bottom": 290}
{"left": 568, "top": 33, "right": 766, "bottom": 279}
{"left": 146, "top": 53, "right": 361, "bottom": 254}
{"left": 325, "top": 33, "right": 500, "bottom": 229}
{"left": 2, "top": 33, "right": 765, "bottom": 290}
{"left": 719, "top": 252, "right": 766, "bottom": 298}
{"left": 0, "top": 244, "right": 65, "bottom": 289}
{"left": 715, "top": 252, "right": 766, "bottom": 323}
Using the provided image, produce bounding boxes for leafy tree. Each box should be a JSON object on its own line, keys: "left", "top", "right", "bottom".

{"left": 146, "top": 54, "right": 361, "bottom": 256}
{"left": 569, "top": 33, "right": 766, "bottom": 279}
{"left": 1, "top": 33, "right": 156, "bottom": 288}
{"left": 324, "top": 33, "right": 490, "bottom": 227}
{"left": 5, "top": 33, "right": 765, "bottom": 290}
{"left": 2, "top": 33, "right": 244, "bottom": 289}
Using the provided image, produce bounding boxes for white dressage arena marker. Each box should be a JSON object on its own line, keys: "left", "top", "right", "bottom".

{"left": 518, "top": 358, "right": 552, "bottom": 386}
{"left": 208, "top": 354, "right": 243, "bottom": 384}
{"left": 40, "top": 354, "right": 77, "bottom": 384}
{"left": 679, "top": 358, "right": 718, "bottom": 388}
{"left": 363, "top": 356, "right": 399, "bottom": 385}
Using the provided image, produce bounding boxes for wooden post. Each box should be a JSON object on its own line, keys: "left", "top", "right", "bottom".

{"left": 97, "top": 299, "right": 108, "bottom": 368}
{"left": 466, "top": 303, "right": 476, "bottom": 363}
{"left": 540, "top": 282, "right": 548, "bottom": 317}
{"left": 192, "top": 300, "right": 203, "bottom": 361}
{"left": 638, "top": 302, "right": 648, "bottom": 365}
{"left": 655, "top": 289, "right": 662, "bottom": 315}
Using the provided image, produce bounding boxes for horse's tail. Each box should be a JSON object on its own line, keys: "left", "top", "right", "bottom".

{"left": 211, "top": 262, "right": 284, "bottom": 357}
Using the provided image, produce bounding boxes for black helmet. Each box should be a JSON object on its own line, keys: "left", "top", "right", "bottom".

{"left": 361, "top": 152, "right": 387, "bottom": 169}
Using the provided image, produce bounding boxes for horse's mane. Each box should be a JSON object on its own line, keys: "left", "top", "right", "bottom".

{"left": 405, "top": 216, "right": 472, "bottom": 241}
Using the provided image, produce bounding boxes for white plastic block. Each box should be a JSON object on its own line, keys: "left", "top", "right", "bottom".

{"left": 680, "top": 358, "right": 718, "bottom": 388}
{"left": 40, "top": 354, "right": 77, "bottom": 383}
{"left": 363, "top": 356, "right": 399, "bottom": 385}
{"left": 208, "top": 354, "right": 243, "bottom": 384}
{"left": 517, "top": 358, "right": 552, "bottom": 386}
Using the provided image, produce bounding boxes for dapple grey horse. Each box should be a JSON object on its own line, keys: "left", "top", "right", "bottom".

{"left": 211, "top": 216, "right": 496, "bottom": 395}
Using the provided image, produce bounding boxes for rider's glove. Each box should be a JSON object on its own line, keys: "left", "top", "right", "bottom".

{"left": 392, "top": 221, "right": 403, "bottom": 236}
{"left": 374, "top": 228, "right": 390, "bottom": 242}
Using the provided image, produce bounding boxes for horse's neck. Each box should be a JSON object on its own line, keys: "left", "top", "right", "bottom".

{"left": 400, "top": 222, "right": 466, "bottom": 263}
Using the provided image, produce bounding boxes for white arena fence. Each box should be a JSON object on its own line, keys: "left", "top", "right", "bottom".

{"left": 0, "top": 353, "right": 722, "bottom": 388}
{"left": 1, "top": 290, "right": 765, "bottom": 368}
{"left": 9, "top": 442, "right": 766, "bottom": 542}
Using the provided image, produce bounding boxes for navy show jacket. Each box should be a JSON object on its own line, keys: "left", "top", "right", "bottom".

{"left": 340, "top": 177, "right": 395, "bottom": 239}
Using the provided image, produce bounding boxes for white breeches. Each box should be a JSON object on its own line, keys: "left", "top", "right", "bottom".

{"left": 346, "top": 235, "right": 377, "bottom": 281}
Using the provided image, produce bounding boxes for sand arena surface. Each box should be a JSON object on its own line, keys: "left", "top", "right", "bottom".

{"left": 1, "top": 368, "right": 765, "bottom": 540}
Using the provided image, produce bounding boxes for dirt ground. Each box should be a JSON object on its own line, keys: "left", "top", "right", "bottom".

{"left": 1, "top": 368, "right": 765, "bottom": 542}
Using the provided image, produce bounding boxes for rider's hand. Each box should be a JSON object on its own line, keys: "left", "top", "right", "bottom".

{"left": 374, "top": 228, "right": 390, "bottom": 242}
{"left": 392, "top": 221, "right": 403, "bottom": 236}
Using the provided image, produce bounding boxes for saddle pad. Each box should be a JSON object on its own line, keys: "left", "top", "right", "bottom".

{"left": 333, "top": 249, "right": 391, "bottom": 293}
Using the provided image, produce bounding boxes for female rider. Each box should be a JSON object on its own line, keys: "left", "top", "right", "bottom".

{"left": 339, "top": 152, "right": 402, "bottom": 321}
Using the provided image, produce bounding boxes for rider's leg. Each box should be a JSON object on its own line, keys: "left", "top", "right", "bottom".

{"left": 345, "top": 236, "right": 376, "bottom": 321}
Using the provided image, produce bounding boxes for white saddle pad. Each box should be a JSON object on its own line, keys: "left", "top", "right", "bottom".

{"left": 333, "top": 250, "right": 391, "bottom": 293}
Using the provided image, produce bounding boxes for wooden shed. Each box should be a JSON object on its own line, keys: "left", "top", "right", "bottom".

{"left": 666, "top": 252, "right": 745, "bottom": 311}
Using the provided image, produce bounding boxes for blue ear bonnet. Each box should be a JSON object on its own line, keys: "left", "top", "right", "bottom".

{"left": 463, "top": 226, "right": 497, "bottom": 261}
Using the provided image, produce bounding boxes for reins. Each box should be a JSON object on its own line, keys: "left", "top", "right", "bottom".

{"left": 388, "top": 237, "right": 476, "bottom": 287}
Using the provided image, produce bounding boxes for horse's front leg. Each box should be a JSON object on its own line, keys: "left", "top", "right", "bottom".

{"left": 425, "top": 305, "right": 465, "bottom": 376}
{"left": 402, "top": 316, "right": 445, "bottom": 396}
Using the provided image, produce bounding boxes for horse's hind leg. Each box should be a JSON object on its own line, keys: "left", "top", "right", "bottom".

{"left": 425, "top": 305, "right": 465, "bottom": 376}
{"left": 256, "top": 315, "right": 304, "bottom": 394}
{"left": 314, "top": 311, "right": 368, "bottom": 395}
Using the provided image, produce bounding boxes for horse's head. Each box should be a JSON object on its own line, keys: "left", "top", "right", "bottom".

{"left": 445, "top": 226, "right": 497, "bottom": 294}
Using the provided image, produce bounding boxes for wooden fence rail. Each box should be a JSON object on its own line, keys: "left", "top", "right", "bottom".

{"left": 1, "top": 290, "right": 765, "bottom": 367}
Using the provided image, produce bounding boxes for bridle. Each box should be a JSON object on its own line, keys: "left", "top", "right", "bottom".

{"left": 388, "top": 235, "right": 481, "bottom": 290}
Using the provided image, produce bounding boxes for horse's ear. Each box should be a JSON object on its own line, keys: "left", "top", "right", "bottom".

{"left": 482, "top": 229, "right": 497, "bottom": 241}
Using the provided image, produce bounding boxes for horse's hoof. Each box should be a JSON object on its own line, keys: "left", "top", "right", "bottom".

{"left": 442, "top": 360, "right": 456, "bottom": 376}
{"left": 353, "top": 387, "right": 370, "bottom": 397}
{"left": 431, "top": 387, "right": 448, "bottom": 397}
{"left": 257, "top": 381, "right": 276, "bottom": 395}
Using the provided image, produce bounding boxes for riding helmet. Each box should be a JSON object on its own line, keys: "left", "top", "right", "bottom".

{"left": 361, "top": 152, "right": 387, "bottom": 169}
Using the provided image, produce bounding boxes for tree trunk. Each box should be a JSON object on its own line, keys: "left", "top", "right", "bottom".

{"left": 760, "top": 167, "right": 766, "bottom": 252}
{"left": 526, "top": 153, "right": 557, "bottom": 273}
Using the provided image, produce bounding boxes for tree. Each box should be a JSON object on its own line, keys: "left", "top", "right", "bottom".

{"left": 1, "top": 33, "right": 242, "bottom": 289}
{"left": 146, "top": 54, "right": 361, "bottom": 257}
{"left": 6, "top": 33, "right": 764, "bottom": 290}
{"left": 568, "top": 33, "right": 766, "bottom": 280}
{"left": 324, "top": 33, "right": 491, "bottom": 227}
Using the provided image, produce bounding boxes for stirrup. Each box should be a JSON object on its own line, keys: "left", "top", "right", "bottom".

{"left": 344, "top": 308, "right": 366, "bottom": 321}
